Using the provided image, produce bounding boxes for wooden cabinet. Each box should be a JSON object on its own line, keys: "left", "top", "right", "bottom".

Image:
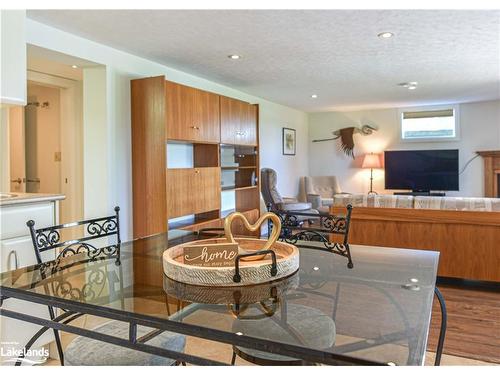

{"left": 166, "top": 81, "right": 220, "bottom": 143}
{"left": 131, "top": 76, "right": 167, "bottom": 238}
{"left": 0, "top": 10, "right": 26, "bottom": 105}
{"left": 167, "top": 167, "right": 221, "bottom": 218}
{"left": 132, "top": 77, "right": 259, "bottom": 238}
{"left": 220, "top": 96, "right": 258, "bottom": 146}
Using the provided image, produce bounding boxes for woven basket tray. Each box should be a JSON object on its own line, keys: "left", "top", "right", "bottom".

{"left": 162, "top": 237, "right": 299, "bottom": 287}
{"left": 163, "top": 270, "right": 299, "bottom": 304}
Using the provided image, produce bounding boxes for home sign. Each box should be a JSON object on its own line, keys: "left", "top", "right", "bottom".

{"left": 183, "top": 243, "right": 239, "bottom": 267}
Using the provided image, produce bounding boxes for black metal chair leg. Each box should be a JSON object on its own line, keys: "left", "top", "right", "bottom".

{"left": 433, "top": 287, "right": 447, "bottom": 366}
{"left": 47, "top": 306, "right": 65, "bottom": 365}
{"left": 231, "top": 350, "right": 237, "bottom": 365}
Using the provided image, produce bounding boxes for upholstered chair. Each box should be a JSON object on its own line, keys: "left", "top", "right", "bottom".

{"left": 260, "top": 168, "right": 316, "bottom": 212}
{"left": 304, "top": 176, "right": 347, "bottom": 211}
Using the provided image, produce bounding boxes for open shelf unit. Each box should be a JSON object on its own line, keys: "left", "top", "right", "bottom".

{"left": 132, "top": 76, "right": 260, "bottom": 238}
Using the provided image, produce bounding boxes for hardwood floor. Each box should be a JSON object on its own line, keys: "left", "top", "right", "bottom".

{"left": 427, "top": 284, "right": 500, "bottom": 364}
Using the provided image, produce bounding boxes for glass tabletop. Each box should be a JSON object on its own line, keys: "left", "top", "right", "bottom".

{"left": 0, "top": 231, "right": 439, "bottom": 365}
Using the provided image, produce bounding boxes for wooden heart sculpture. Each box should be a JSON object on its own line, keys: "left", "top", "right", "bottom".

{"left": 224, "top": 212, "right": 282, "bottom": 261}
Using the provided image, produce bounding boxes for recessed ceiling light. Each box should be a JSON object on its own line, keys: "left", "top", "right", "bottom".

{"left": 228, "top": 54, "right": 241, "bottom": 60}
{"left": 311, "top": 94, "right": 318, "bottom": 98}
{"left": 71, "top": 65, "right": 78, "bottom": 69}
{"left": 398, "top": 82, "right": 418, "bottom": 89}
{"left": 378, "top": 32, "right": 394, "bottom": 39}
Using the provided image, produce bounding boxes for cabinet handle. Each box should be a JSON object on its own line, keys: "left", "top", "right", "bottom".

{"left": 10, "top": 178, "right": 22, "bottom": 184}
{"left": 27, "top": 178, "right": 40, "bottom": 183}
{"left": 195, "top": 169, "right": 200, "bottom": 174}
{"left": 190, "top": 126, "right": 200, "bottom": 130}
{"left": 8, "top": 250, "right": 19, "bottom": 270}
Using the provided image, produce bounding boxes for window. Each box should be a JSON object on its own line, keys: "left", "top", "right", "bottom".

{"left": 400, "top": 105, "right": 459, "bottom": 141}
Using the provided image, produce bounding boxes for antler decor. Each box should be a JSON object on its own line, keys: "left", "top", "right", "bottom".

{"left": 312, "top": 125, "right": 378, "bottom": 158}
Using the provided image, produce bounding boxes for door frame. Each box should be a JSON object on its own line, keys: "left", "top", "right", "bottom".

{"left": 26, "top": 70, "right": 83, "bottom": 224}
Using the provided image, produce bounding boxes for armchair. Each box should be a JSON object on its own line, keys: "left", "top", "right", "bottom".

{"left": 260, "top": 168, "right": 316, "bottom": 212}
{"left": 304, "top": 176, "right": 347, "bottom": 211}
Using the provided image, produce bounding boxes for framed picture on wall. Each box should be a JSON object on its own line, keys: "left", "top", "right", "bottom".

{"left": 282, "top": 127, "right": 296, "bottom": 155}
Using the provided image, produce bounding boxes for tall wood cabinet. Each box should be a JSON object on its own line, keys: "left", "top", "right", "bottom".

{"left": 131, "top": 76, "right": 260, "bottom": 239}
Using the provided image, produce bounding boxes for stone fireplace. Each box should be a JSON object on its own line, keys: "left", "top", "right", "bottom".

{"left": 477, "top": 150, "right": 500, "bottom": 198}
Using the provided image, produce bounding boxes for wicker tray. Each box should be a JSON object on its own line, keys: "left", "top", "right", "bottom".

{"left": 162, "top": 237, "right": 299, "bottom": 286}
{"left": 163, "top": 271, "right": 299, "bottom": 305}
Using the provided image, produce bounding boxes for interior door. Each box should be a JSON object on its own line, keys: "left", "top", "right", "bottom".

{"left": 8, "top": 106, "right": 25, "bottom": 193}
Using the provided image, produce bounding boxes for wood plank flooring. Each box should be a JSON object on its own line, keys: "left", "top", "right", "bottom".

{"left": 427, "top": 284, "right": 500, "bottom": 364}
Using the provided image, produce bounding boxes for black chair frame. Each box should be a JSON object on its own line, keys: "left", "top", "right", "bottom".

{"left": 268, "top": 204, "right": 354, "bottom": 269}
{"left": 25, "top": 206, "right": 121, "bottom": 365}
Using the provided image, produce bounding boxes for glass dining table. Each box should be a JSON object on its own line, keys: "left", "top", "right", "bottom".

{"left": 0, "top": 230, "right": 440, "bottom": 366}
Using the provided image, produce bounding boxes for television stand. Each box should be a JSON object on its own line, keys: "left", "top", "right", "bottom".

{"left": 394, "top": 191, "right": 446, "bottom": 197}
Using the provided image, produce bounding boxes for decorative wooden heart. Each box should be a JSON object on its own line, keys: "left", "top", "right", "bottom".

{"left": 223, "top": 212, "right": 282, "bottom": 261}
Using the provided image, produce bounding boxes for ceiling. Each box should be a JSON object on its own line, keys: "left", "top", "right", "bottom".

{"left": 27, "top": 10, "right": 500, "bottom": 112}
{"left": 27, "top": 44, "right": 101, "bottom": 81}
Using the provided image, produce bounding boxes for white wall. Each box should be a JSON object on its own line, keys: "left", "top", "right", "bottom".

{"left": 308, "top": 100, "right": 500, "bottom": 197}
{"left": 82, "top": 67, "right": 108, "bottom": 219}
{"left": 26, "top": 19, "right": 309, "bottom": 240}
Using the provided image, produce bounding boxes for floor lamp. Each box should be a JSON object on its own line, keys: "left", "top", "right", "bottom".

{"left": 362, "top": 153, "right": 381, "bottom": 195}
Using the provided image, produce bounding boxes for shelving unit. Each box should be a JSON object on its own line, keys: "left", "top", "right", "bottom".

{"left": 131, "top": 76, "right": 260, "bottom": 239}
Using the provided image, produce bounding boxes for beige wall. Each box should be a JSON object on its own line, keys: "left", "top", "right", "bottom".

{"left": 25, "top": 84, "right": 61, "bottom": 194}
{"left": 308, "top": 100, "right": 500, "bottom": 197}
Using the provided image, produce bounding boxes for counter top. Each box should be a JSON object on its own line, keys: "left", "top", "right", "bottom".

{"left": 0, "top": 192, "right": 66, "bottom": 206}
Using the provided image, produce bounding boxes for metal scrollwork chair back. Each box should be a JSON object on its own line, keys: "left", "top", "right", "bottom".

{"left": 270, "top": 204, "right": 354, "bottom": 268}
{"left": 27, "top": 206, "right": 121, "bottom": 265}
{"left": 23, "top": 207, "right": 121, "bottom": 366}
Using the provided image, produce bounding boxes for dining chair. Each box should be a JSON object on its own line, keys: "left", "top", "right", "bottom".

{"left": 26, "top": 207, "right": 186, "bottom": 366}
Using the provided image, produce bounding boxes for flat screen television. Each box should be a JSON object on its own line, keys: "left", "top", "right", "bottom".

{"left": 384, "top": 149, "right": 459, "bottom": 192}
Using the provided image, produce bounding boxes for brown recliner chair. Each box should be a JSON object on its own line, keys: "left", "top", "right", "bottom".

{"left": 260, "top": 168, "right": 318, "bottom": 213}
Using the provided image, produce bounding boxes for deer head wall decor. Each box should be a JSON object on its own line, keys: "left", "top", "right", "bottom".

{"left": 312, "top": 125, "right": 378, "bottom": 158}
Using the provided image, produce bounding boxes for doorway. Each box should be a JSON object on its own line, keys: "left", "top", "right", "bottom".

{"left": 9, "top": 83, "right": 62, "bottom": 195}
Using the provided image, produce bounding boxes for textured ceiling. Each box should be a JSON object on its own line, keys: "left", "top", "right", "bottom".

{"left": 27, "top": 10, "right": 500, "bottom": 112}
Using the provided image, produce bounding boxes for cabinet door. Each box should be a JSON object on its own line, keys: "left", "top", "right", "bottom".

{"left": 166, "top": 81, "right": 220, "bottom": 143}
{"left": 0, "top": 236, "right": 54, "bottom": 363}
{"left": 220, "top": 97, "right": 257, "bottom": 146}
{"left": 167, "top": 167, "right": 221, "bottom": 218}
{"left": 240, "top": 104, "right": 258, "bottom": 146}
{"left": 220, "top": 96, "right": 240, "bottom": 144}
{"left": 0, "top": 10, "right": 26, "bottom": 105}
{"left": 193, "top": 87, "right": 220, "bottom": 143}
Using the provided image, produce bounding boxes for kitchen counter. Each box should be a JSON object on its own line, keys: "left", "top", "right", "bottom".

{"left": 0, "top": 192, "right": 65, "bottom": 206}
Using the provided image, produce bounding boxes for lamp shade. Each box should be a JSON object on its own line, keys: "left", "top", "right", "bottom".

{"left": 362, "top": 153, "right": 381, "bottom": 169}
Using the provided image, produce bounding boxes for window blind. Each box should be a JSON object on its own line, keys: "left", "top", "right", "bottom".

{"left": 403, "top": 109, "right": 454, "bottom": 119}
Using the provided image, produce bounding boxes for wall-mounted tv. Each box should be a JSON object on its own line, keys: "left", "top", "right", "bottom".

{"left": 384, "top": 149, "right": 459, "bottom": 192}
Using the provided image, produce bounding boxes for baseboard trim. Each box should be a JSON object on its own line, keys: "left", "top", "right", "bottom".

{"left": 437, "top": 276, "right": 500, "bottom": 291}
